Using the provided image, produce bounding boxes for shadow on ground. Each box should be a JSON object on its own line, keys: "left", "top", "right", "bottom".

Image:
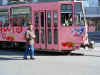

{"left": 0, "top": 49, "right": 85, "bottom": 61}
{"left": 0, "top": 57, "right": 24, "bottom": 60}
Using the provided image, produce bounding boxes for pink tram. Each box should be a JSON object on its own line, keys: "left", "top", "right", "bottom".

{"left": 0, "top": 1, "right": 88, "bottom": 52}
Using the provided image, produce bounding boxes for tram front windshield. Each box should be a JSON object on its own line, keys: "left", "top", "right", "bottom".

{"left": 74, "top": 2, "right": 85, "bottom": 26}
{"left": 60, "top": 3, "right": 85, "bottom": 26}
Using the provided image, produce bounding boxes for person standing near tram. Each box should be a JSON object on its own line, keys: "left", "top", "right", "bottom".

{"left": 24, "top": 23, "right": 36, "bottom": 60}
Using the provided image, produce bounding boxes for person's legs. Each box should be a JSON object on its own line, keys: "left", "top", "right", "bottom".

{"left": 29, "top": 45, "right": 34, "bottom": 59}
{"left": 24, "top": 45, "right": 29, "bottom": 59}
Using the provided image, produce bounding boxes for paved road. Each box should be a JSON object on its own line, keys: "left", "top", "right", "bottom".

{"left": 72, "top": 43, "right": 100, "bottom": 56}
{"left": 0, "top": 49, "right": 100, "bottom": 75}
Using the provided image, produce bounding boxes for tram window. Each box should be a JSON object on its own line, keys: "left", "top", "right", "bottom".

{"left": 47, "top": 12, "right": 51, "bottom": 27}
{"left": 61, "top": 13, "right": 72, "bottom": 26}
{"left": 0, "top": 9, "right": 9, "bottom": 27}
{"left": 74, "top": 14, "right": 85, "bottom": 26}
{"left": 11, "top": 16, "right": 24, "bottom": 26}
{"left": 75, "top": 3, "right": 85, "bottom": 26}
{"left": 34, "top": 12, "right": 39, "bottom": 27}
{"left": 35, "top": 29, "right": 39, "bottom": 43}
{"left": 12, "top": 17, "right": 18, "bottom": 26}
{"left": 4, "top": 20, "right": 9, "bottom": 27}
{"left": 41, "top": 29, "right": 45, "bottom": 44}
{"left": 0, "top": 16, "right": 9, "bottom": 27}
{"left": 48, "top": 29, "right": 52, "bottom": 44}
{"left": 53, "top": 12, "right": 58, "bottom": 27}
{"left": 54, "top": 29, "right": 58, "bottom": 44}
{"left": 10, "top": 7, "right": 32, "bottom": 26}
{"left": 61, "top": 4, "right": 72, "bottom": 26}
{"left": 74, "top": 14, "right": 80, "bottom": 25}
{"left": 25, "top": 14, "right": 32, "bottom": 26}
{"left": 41, "top": 12, "right": 44, "bottom": 27}
{"left": 61, "top": 4, "right": 72, "bottom": 11}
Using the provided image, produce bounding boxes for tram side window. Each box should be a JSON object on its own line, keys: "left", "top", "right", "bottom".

{"left": 54, "top": 12, "right": 58, "bottom": 27}
{"left": 41, "top": 12, "right": 44, "bottom": 27}
{"left": 35, "top": 29, "right": 39, "bottom": 43}
{"left": 54, "top": 29, "right": 58, "bottom": 44}
{"left": 60, "top": 4, "right": 72, "bottom": 26}
{"left": 10, "top": 7, "right": 32, "bottom": 26}
{"left": 47, "top": 12, "right": 51, "bottom": 27}
{"left": 48, "top": 29, "right": 52, "bottom": 44}
{"left": 34, "top": 12, "right": 39, "bottom": 27}
{"left": 0, "top": 16, "right": 9, "bottom": 27}
{"left": 61, "top": 13, "right": 72, "bottom": 26}
{"left": 0, "top": 9, "right": 9, "bottom": 27}
{"left": 41, "top": 29, "right": 45, "bottom": 44}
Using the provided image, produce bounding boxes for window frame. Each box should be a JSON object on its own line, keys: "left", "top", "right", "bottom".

{"left": 10, "top": 6, "right": 32, "bottom": 26}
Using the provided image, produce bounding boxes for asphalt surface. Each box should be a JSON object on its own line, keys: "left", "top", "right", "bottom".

{"left": 0, "top": 47, "right": 100, "bottom": 75}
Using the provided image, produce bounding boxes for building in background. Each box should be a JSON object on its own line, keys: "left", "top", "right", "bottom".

{"left": 78, "top": 0, "right": 100, "bottom": 32}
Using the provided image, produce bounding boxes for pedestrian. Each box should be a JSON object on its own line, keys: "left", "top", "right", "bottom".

{"left": 24, "top": 24, "right": 36, "bottom": 60}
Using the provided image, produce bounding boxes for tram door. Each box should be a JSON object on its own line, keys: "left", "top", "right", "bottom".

{"left": 34, "top": 11, "right": 47, "bottom": 49}
{"left": 34, "top": 10, "right": 58, "bottom": 50}
{"left": 40, "top": 10, "right": 53, "bottom": 49}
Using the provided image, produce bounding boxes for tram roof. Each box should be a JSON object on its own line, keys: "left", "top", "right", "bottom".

{"left": 0, "top": 1, "right": 82, "bottom": 7}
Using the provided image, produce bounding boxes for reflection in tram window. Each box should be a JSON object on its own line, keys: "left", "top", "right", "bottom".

{"left": 4, "top": 20, "right": 9, "bottom": 27}
{"left": 11, "top": 15, "right": 31, "bottom": 26}
{"left": 41, "top": 12, "right": 44, "bottom": 27}
{"left": 48, "top": 29, "right": 52, "bottom": 44}
{"left": 11, "top": 16, "right": 17, "bottom": 26}
{"left": 0, "top": 9, "right": 8, "bottom": 27}
{"left": 35, "top": 29, "right": 39, "bottom": 43}
{"left": 34, "top": 12, "right": 39, "bottom": 27}
{"left": 74, "top": 3, "right": 85, "bottom": 26}
{"left": 74, "top": 14, "right": 84, "bottom": 26}
{"left": 47, "top": 12, "right": 51, "bottom": 27}
{"left": 54, "top": 29, "right": 58, "bottom": 44}
{"left": 17, "top": 16, "right": 24, "bottom": 25}
{"left": 61, "top": 13, "right": 72, "bottom": 26}
{"left": 0, "top": 16, "right": 9, "bottom": 27}
{"left": 41, "top": 29, "right": 45, "bottom": 44}
{"left": 24, "top": 15, "right": 32, "bottom": 26}
{"left": 74, "top": 14, "right": 80, "bottom": 25}
{"left": 10, "top": 7, "right": 32, "bottom": 26}
{"left": 54, "top": 12, "right": 58, "bottom": 27}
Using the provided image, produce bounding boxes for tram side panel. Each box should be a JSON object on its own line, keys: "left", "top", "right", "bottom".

{"left": 59, "top": 26, "right": 84, "bottom": 51}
